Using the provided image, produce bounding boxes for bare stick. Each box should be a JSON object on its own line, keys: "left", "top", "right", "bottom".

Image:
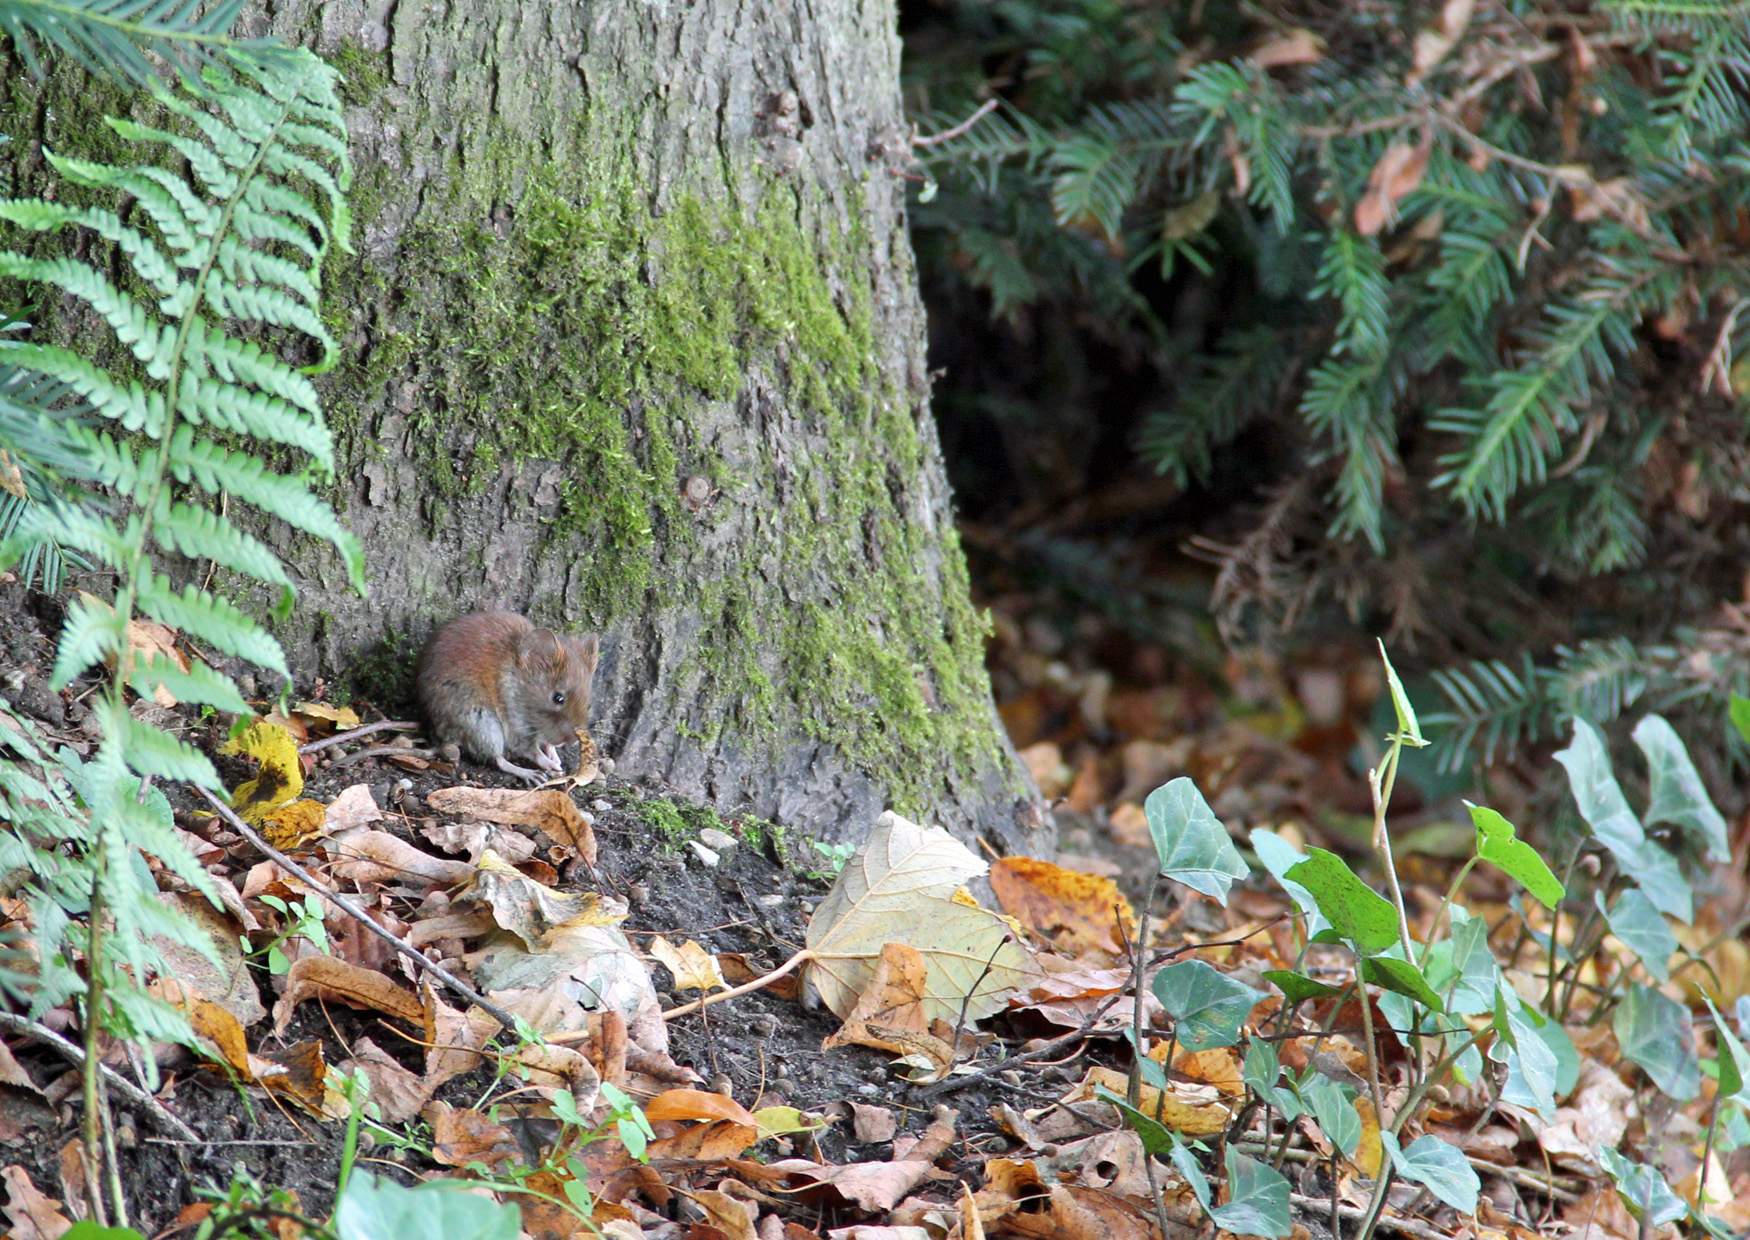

{"left": 912, "top": 992, "right": 1125, "bottom": 1100}
{"left": 913, "top": 98, "right": 999, "bottom": 149}
{"left": 0, "top": 1011, "right": 199, "bottom": 1142}
{"left": 298, "top": 720, "right": 419, "bottom": 755}
{"left": 649, "top": 947, "right": 816, "bottom": 1025}
{"left": 194, "top": 786, "right": 520, "bottom": 1031}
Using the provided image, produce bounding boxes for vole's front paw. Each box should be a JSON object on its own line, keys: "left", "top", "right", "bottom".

{"left": 494, "top": 755, "right": 548, "bottom": 784}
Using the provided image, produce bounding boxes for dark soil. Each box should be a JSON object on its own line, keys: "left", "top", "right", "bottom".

{"left": 0, "top": 580, "right": 1089, "bottom": 1235}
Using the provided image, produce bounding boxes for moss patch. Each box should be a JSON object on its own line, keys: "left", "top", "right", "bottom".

{"left": 325, "top": 119, "right": 1006, "bottom": 815}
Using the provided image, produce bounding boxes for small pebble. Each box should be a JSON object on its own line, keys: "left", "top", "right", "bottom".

{"left": 625, "top": 882, "right": 650, "bottom": 908}
{"left": 749, "top": 1014, "right": 778, "bottom": 1037}
{"left": 697, "top": 827, "right": 737, "bottom": 853}
{"left": 687, "top": 841, "right": 720, "bottom": 867}
{"left": 709, "top": 1073, "right": 734, "bottom": 1095}
{"left": 592, "top": 799, "right": 612, "bottom": 813}
{"left": 770, "top": 1078, "right": 797, "bottom": 1098}
{"left": 756, "top": 893, "right": 787, "bottom": 909}
{"left": 856, "top": 1083, "right": 879, "bottom": 1096}
{"left": 599, "top": 756, "right": 615, "bottom": 773}
{"left": 1000, "top": 1070, "right": 1023, "bottom": 1088}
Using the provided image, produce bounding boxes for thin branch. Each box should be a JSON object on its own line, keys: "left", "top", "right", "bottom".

{"left": 0, "top": 1011, "right": 199, "bottom": 1142}
{"left": 194, "top": 786, "right": 521, "bottom": 1032}
{"left": 913, "top": 99, "right": 1000, "bottom": 149}
{"left": 298, "top": 720, "right": 419, "bottom": 755}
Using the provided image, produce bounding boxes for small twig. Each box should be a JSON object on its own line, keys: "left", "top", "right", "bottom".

{"left": 1288, "top": 1192, "right": 1448, "bottom": 1240}
{"left": 912, "top": 993, "right": 1125, "bottom": 1100}
{"left": 945, "top": 936, "right": 1011, "bottom": 1075}
{"left": 0, "top": 1011, "right": 199, "bottom": 1142}
{"left": 326, "top": 742, "right": 433, "bottom": 770}
{"left": 1700, "top": 298, "right": 1748, "bottom": 396}
{"left": 650, "top": 947, "right": 816, "bottom": 1024}
{"left": 912, "top": 98, "right": 999, "bottom": 149}
{"left": 194, "top": 786, "right": 520, "bottom": 1031}
{"left": 297, "top": 720, "right": 418, "bottom": 755}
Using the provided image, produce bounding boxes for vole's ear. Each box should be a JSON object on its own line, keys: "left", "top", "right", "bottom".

{"left": 570, "top": 633, "right": 600, "bottom": 672}
{"left": 518, "top": 627, "right": 561, "bottom": 668}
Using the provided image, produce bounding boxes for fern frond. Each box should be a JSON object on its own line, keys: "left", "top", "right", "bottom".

{"left": 128, "top": 654, "right": 249, "bottom": 714}
{"left": 49, "top": 592, "right": 126, "bottom": 688}
{"left": 150, "top": 496, "right": 294, "bottom": 606}
{"left": 136, "top": 572, "right": 287, "bottom": 674}
{"left": 1313, "top": 231, "right": 1390, "bottom": 361}
{"left": 95, "top": 699, "right": 219, "bottom": 786}
{"left": 0, "top": 0, "right": 260, "bottom": 88}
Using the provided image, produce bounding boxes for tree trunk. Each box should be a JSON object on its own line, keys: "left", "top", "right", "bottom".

{"left": 129, "top": 0, "right": 1043, "bottom": 849}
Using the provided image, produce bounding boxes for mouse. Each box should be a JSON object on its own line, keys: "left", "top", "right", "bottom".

{"left": 415, "top": 611, "right": 600, "bottom": 784}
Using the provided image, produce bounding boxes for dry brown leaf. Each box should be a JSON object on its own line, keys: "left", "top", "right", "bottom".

{"left": 425, "top": 1099, "right": 522, "bottom": 1171}
{"left": 1019, "top": 741, "right": 1070, "bottom": 799}
{"left": 124, "top": 618, "right": 187, "bottom": 707}
{"left": 649, "top": 935, "right": 729, "bottom": 994}
{"left": 646, "top": 1120, "right": 760, "bottom": 1161}
{"left": 1, "top": 1165, "right": 70, "bottom": 1240}
{"left": 1064, "top": 1065, "right": 1230, "bottom": 1136}
{"left": 272, "top": 955, "right": 424, "bottom": 1036}
{"left": 1536, "top": 1060, "right": 1631, "bottom": 1171}
{"left": 765, "top": 1157, "right": 936, "bottom": 1213}
{"left": 693, "top": 1189, "right": 759, "bottom": 1240}
{"left": 324, "top": 783, "right": 382, "bottom": 832}
{"left": 1354, "top": 136, "right": 1432, "bottom": 236}
{"left": 803, "top": 812, "right": 1037, "bottom": 1024}
{"left": 328, "top": 828, "right": 475, "bottom": 886}
{"left": 289, "top": 700, "right": 360, "bottom": 731}
{"left": 1351, "top": 1094, "right": 1383, "bottom": 1177}
{"left": 990, "top": 856, "right": 1134, "bottom": 956}
{"left": 823, "top": 942, "right": 933, "bottom": 1054}
{"left": 254, "top": 1040, "right": 339, "bottom": 1116}
{"left": 339, "top": 1037, "right": 434, "bottom": 1124}
{"left": 1409, "top": 0, "right": 1475, "bottom": 83}
{"left": 421, "top": 987, "right": 499, "bottom": 1091}
{"left": 645, "top": 1088, "right": 760, "bottom": 1127}
{"left": 1251, "top": 28, "right": 1325, "bottom": 68}
{"left": 0, "top": 450, "right": 26, "bottom": 501}
{"left": 465, "top": 850, "right": 616, "bottom": 949}
{"left": 150, "top": 892, "right": 266, "bottom": 1027}
{"left": 425, "top": 785, "right": 598, "bottom": 866}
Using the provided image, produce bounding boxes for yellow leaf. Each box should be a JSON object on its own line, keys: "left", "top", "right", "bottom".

{"left": 222, "top": 719, "right": 304, "bottom": 821}
{"left": 649, "top": 936, "right": 729, "bottom": 994}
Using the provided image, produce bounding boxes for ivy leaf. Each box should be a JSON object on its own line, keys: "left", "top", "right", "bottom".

{"left": 1600, "top": 889, "right": 1676, "bottom": 984}
{"left": 1597, "top": 1148, "right": 1688, "bottom": 1226}
{"left": 1467, "top": 801, "right": 1563, "bottom": 909}
{"left": 1491, "top": 988, "right": 1558, "bottom": 1119}
{"left": 1145, "top": 777, "right": 1249, "bottom": 905}
{"left": 1243, "top": 1039, "right": 1301, "bottom": 1121}
{"left": 1377, "top": 640, "right": 1427, "bottom": 747}
{"left": 1613, "top": 982, "right": 1700, "bottom": 1100}
{"left": 1298, "top": 1074, "right": 1360, "bottom": 1157}
{"left": 1632, "top": 715, "right": 1729, "bottom": 862}
{"left": 1264, "top": 969, "right": 1344, "bottom": 1005}
{"left": 1285, "top": 848, "right": 1400, "bottom": 954}
{"left": 1097, "top": 1086, "right": 1176, "bottom": 1155}
{"left": 1250, "top": 830, "right": 1333, "bottom": 941}
{"left": 1153, "top": 960, "right": 1265, "bottom": 1051}
{"left": 1383, "top": 1132, "right": 1479, "bottom": 1216}
{"left": 333, "top": 1171, "right": 522, "bottom": 1240}
{"left": 1208, "top": 1148, "right": 1292, "bottom": 1239}
{"left": 1705, "top": 997, "right": 1750, "bottom": 1105}
{"left": 1422, "top": 906, "right": 1498, "bottom": 1016}
{"left": 1361, "top": 956, "right": 1445, "bottom": 1013}
{"left": 1730, "top": 694, "right": 1750, "bottom": 747}
{"left": 1554, "top": 719, "right": 1692, "bottom": 923}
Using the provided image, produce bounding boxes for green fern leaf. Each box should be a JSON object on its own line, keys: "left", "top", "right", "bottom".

{"left": 129, "top": 654, "right": 250, "bottom": 715}
{"left": 50, "top": 593, "right": 125, "bottom": 688}
{"left": 95, "top": 700, "right": 220, "bottom": 787}
{"left": 137, "top": 573, "right": 287, "bottom": 674}
{"left": 150, "top": 496, "right": 294, "bottom": 603}
{"left": 2, "top": 343, "right": 164, "bottom": 436}
{"left": 0, "top": 254, "right": 176, "bottom": 378}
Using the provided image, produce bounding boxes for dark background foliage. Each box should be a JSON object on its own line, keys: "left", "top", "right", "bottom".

{"left": 899, "top": 0, "right": 1750, "bottom": 777}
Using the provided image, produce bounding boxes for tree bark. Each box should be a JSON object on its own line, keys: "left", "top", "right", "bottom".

{"left": 132, "top": 0, "right": 1045, "bottom": 848}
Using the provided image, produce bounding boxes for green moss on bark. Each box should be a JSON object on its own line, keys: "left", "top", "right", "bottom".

{"left": 323, "top": 121, "right": 1006, "bottom": 814}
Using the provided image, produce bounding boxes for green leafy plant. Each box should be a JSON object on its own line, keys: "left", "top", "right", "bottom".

{"left": 248, "top": 893, "right": 331, "bottom": 975}
{"left": 0, "top": 40, "right": 361, "bottom": 1225}
{"left": 1110, "top": 643, "right": 1741, "bottom": 1240}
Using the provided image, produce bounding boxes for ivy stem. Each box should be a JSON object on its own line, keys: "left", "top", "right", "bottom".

{"left": 80, "top": 847, "right": 110, "bottom": 1226}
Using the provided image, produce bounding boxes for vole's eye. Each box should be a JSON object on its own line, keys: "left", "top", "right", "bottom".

{"left": 551, "top": 691, "right": 567, "bottom": 707}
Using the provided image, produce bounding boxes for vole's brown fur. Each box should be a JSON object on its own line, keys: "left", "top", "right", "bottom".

{"left": 415, "top": 611, "right": 599, "bottom": 784}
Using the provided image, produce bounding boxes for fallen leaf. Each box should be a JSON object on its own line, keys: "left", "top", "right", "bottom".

{"left": 803, "top": 813, "right": 1038, "bottom": 1024}
{"left": 1251, "top": 28, "right": 1325, "bottom": 68}
{"left": 990, "top": 856, "right": 1134, "bottom": 956}
{"left": 2, "top": 1165, "right": 71, "bottom": 1240}
{"left": 222, "top": 719, "right": 304, "bottom": 821}
{"left": 426, "top": 785, "right": 598, "bottom": 865}
{"left": 1409, "top": 0, "right": 1475, "bottom": 83}
{"left": 649, "top": 936, "right": 728, "bottom": 994}
{"left": 1065, "top": 1064, "right": 1230, "bottom": 1135}
{"left": 272, "top": 955, "right": 424, "bottom": 1036}
{"left": 125, "top": 619, "right": 187, "bottom": 707}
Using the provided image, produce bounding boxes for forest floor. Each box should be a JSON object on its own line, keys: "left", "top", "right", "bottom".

{"left": 2, "top": 574, "right": 1746, "bottom": 1240}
